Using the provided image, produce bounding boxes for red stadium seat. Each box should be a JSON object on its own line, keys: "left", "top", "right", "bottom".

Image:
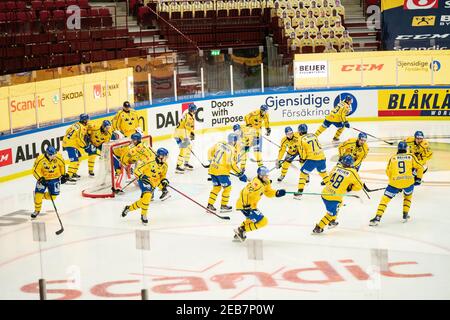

{"left": 54, "top": 0, "right": 65, "bottom": 9}
{"left": 16, "top": 1, "right": 27, "bottom": 10}
{"left": 31, "top": 1, "right": 43, "bottom": 11}
{"left": 43, "top": 0, "right": 55, "bottom": 11}
{"left": 6, "top": 1, "right": 16, "bottom": 11}
{"left": 79, "top": 0, "right": 89, "bottom": 9}
{"left": 66, "top": 0, "right": 77, "bottom": 7}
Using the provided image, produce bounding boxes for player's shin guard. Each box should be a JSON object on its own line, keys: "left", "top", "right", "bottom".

{"left": 333, "top": 128, "right": 345, "bottom": 140}
{"left": 315, "top": 125, "right": 327, "bottom": 137}
{"left": 221, "top": 186, "right": 231, "bottom": 207}
{"left": 376, "top": 195, "right": 392, "bottom": 217}
{"left": 184, "top": 148, "right": 191, "bottom": 164}
{"left": 254, "top": 151, "right": 263, "bottom": 167}
{"left": 177, "top": 148, "right": 186, "bottom": 167}
{"left": 403, "top": 193, "right": 413, "bottom": 216}
{"left": 34, "top": 192, "right": 44, "bottom": 213}
{"left": 319, "top": 172, "right": 330, "bottom": 186}
{"left": 68, "top": 161, "right": 80, "bottom": 177}
{"left": 88, "top": 154, "right": 97, "bottom": 173}
{"left": 281, "top": 161, "right": 291, "bottom": 177}
{"left": 297, "top": 172, "right": 309, "bottom": 190}
{"left": 129, "top": 192, "right": 151, "bottom": 217}
{"left": 241, "top": 216, "right": 268, "bottom": 232}
{"left": 208, "top": 186, "right": 221, "bottom": 206}
{"left": 318, "top": 213, "right": 335, "bottom": 229}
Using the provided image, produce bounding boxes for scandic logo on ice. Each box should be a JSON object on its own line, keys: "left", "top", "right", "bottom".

{"left": 404, "top": 0, "right": 438, "bottom": 10}
{"left": 0, "top": 148, "right": 13, "bottom": 167}
{"left": 294, "top": 61, "right": 327, "bottom": 78}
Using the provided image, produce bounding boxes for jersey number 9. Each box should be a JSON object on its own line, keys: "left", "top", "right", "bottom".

{"left": 398, "top": 161, "right": 406, "bottom": 174}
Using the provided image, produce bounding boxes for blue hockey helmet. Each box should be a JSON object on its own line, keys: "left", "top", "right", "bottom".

{"left": 285, "top": 126, "right": 293, "bottom": 135}
{"left": 398, "top": 141, "right": 408, "bottom": 153}
{"left": 123, "top": 101, "right": 131, "bottom": 108}
{"left": 188, "top": 103, "right": 197, "bottom": 113}
{"left": 233, "top": 123, "right": 241, "bottom": 132}
{"left": 260, "top": 104, "right": 268, "bottom": 113}
{"left": 102, "top": 120, "right": 112, "bottom": 128}
{"left": 228, "top": 133, "right": 239, "bottom": 145}
{"left": 131, "top": 132, "right": 142, "bottom": 143}
{"left": 157, "top": 148, "right": 169, "bottom": 157}
{"left": 344, "top": 95, "right": 353, "bottom": 103}
{"left": 257, "top": 166, "right": 270, "bottom": 178}
{"left": 45, "top": 146, "right": 57, "bottom": 157}
{"left": 341, "top": 155, "right": 354, "bottom": 168}
{"left": 414, "top": 131, "right": 424, "bottom": 139}
{"left": 79, "top": 113, "right": 89, "bottom": 122}
{"left": 298, "top": 123, "right": 308, "bottom": 134}
{"left": 358, "top": 132, "right": 368, "bottom": 141}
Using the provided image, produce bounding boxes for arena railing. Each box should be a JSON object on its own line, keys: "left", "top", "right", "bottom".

{"left": 2, "top": 43, "right": 449, "bottom": 136}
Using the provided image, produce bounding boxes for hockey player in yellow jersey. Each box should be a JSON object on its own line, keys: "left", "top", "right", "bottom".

{"left": 233, "top": 166, "right": 286, "bottom": 242}
{"left": 338, "top": 132, "right": 369, "bottom": 171}
{"left": 31, "top": 146, "right": 70, "bottom": 219}
{"left": 112, "top": 101, "right": 140, "bottom": 138}
{"left": 85, "top": 120, "right": 113, "bottom": 177}
{"left": 404, "top": 131, "right": 432, "bottom": 173}
{"left": 120, "top": 132, "right": 155, "bottom": 167}
{"left": 312, "top": 155, "right": 364, "bottom": 234}
{"left": 121, "top": 148, "right": 169, "bottom": 225}
{"left": 206, "top": 133, "right": 248, "bottom": 213}
{"left": 233, "top": 123, "right": 258, "bottom": 171}
{"left": 276, "top": 126, "right": 301, "bottom": 182}
{"left": 244, "top": 104, "right": 271, "bottom": 167}
{"left": 315, "top": 95, "right": 353, "bottom": 142}
{"left": 369, "top": 141, "right": 424, "bottom": 226}
{"left": 62, "top": 113, "right": 89, "bottom": 180}
{"left": 174, "top": 103, "right": 197, "bottom": 173}
{"left": 294, "top": 124, "right": 330, "bottom": 199}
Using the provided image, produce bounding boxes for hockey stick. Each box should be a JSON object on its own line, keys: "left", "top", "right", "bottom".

{"left": 167, "top": 185, "right": 230, "bottom": 220}
{"left": 49, "top": 196, "right": 64, "bottom": 235}
{"left": 285, "top": 191, "right": 361, "bottom": 199}
{"left": 363, "top": 184, "right": 386, "bottom": 192}
{"left": 352, "top": 127, "right": 395, "bottom": 146}
{"left": 188, "top": 147, "right": 210, "bottom": 168}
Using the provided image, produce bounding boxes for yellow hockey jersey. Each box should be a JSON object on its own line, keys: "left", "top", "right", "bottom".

{"left": 33, "top": 153, "right": 66, "bottom": 180}
{"left": 134, "top": 159, "right": 168, "bottom": 189}
{"left": 208, "top": 141, "right": 240, "bottom": 176}
{"left": 112, "top": 109, "right": 140, "bottom": 137}
{"left": 325, "top": 100, "right": 351, "bottom": 123}
{"left": 121, "top": 141, "right": 155, "bottom": 166}
{"left": 405, "top": 137, "right": 432, "bottom": 165}
{"left": 278, "top": 133, "right": 301, "bottom": 160}
{"left": 299, "top": 133, "right": 325, "bottom": 161}
{"left": 87, "top": 124, "right": 113, "bottom": 147}
{"left": 174, "top": 111, "right": 195, "bottom": 140}
{"left": 322, "top": 164, "right": 363, "bottom": 202}
{"left": 62, "top": 122, "right": 88, "bottom": 150}
{"left": 386, "top": 153, "right": 424, "bottom": 189}
{"left": 338, "top": 138, "right": 369, "bottom": 168}
{"left": 244, "top": 109, "right": 270, "bottom": 131}
{"left": 236, "top": 177, "right": 277, "bottom": 210}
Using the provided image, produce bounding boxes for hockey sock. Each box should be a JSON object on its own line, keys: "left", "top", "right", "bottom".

{"left": 318, "top": 213, "right": 334, "bottom": 228}
{"left": 88, "top": 154, "right": 97, "bottom": 172}
{"left": 184, "top": 147, "right": 191, "bottom": 164}
{"left": 221, "top": 186, "right": 231, "bottom": 207}
{"left": 43, "top": 192, "right": 56, "bottom": 201}
{"left": 241, "top": 216, "right": 268, "bottom": 232}
{"left": 254, "top": 151, "right": 263, "bottom": 167}
{"left": 319, "top": 171, "right": 330, "bottom": 185}
{"left": 68, "top": 160, "right": 80, "bottom": 176}
{"left": 129, "top": 192, "right": 151, "bottom": 217}
{"left": 333, "top": 128, "right": 345, "bottom": 140}
{"left": 208, "top": 185, "right": 222, "bottom": 206}
{"left": 176, "top": 148, "right": 185, "bottom": 167}
{"left": 314, "top": 125, "right": 327, "bottom": 137}
{"left": 281, "top": 160, "right": 291, "bottom": 177}
{"left": 403, "top": 193, "right": 413, "bottom": 215}
{"left": 298, "top": 172, "right": 309, "bottom": 190}
{"left": 34, "top": 192, "right": 44, "bottom": 213}
{"left": 376, "top": 195, "right": 392, "bottom": 217}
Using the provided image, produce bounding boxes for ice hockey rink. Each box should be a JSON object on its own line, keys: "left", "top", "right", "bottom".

{"left": 1, "top": 120, "right": 450, "bottom": 300}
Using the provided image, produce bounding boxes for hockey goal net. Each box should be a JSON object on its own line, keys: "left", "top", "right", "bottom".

{"left": 82, "top": 135, "right": 153, "bottom": 198}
